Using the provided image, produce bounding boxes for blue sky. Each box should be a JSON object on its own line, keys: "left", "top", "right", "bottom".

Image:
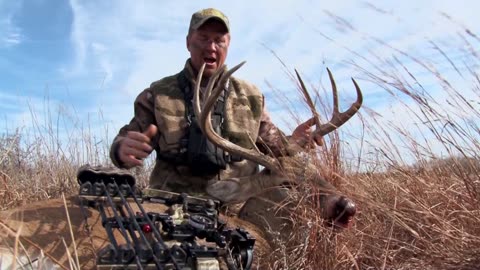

{"left": 1, "top": 0, "right": 479, "bottom": 162}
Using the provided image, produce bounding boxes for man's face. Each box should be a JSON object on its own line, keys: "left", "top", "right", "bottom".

{"left": 187, "top": 20, "right": 230, "bottom": 78}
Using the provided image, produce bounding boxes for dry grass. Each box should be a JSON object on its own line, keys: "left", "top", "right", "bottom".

{"left": 260, "top": 10, "right": 480, "bottom": 270}
{"left": 0, "top": 125, "right": 152, "bottom": 211}
{"left": 0, "top": 131, "right": 77, "bottom": 210}
{"left": 1, "top": 8, "right": 480, "bottom": 270}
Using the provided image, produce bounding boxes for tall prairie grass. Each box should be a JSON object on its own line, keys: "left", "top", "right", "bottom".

{"left": 263, "top": 10, "right": 480, "bottom": 270}
{"left": 0, "top": 109, "right": 152, "bottom": 210}
{"left": 1, "top": 7, "right": 480, "bottom": 270}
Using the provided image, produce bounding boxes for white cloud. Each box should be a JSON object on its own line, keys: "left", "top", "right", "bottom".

{"left": 0, "top": 1, "right": 24, "bottom": 47}
{"left": 64, "top": 0, "right": 480, "bottom": 91}
{"left": 4, "top": 0, "right": 479, "bottom": 162}
{"left": 3, "top": 30, "right": 22, "bottom": 46}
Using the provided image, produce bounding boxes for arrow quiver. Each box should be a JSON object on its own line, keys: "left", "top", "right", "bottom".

{"left": 77, "top": 165, "right": 255, "bottom": 270}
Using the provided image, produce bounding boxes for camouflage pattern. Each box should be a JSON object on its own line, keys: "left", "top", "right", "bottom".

{"left": 196, "top": 257, "right": 220, "bottom": 270}
{"left": 110, "top": 60, "right": 289, "bottom": 197}
{"left": 189, "top": 8, "right": 230, "bottom": 33}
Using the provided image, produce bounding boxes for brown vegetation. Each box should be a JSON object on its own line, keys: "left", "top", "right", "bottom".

{"left": 1, "top": 9, "right": 480, "bottom": 270}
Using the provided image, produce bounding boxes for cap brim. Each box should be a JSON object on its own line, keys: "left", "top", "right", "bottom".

{"left": 191, "top": 16, "right": 229, "bottom": 32}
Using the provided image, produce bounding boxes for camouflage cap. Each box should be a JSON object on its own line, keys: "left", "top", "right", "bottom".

{"left": 189, "top": 8, "right": 230, "bottom": 33}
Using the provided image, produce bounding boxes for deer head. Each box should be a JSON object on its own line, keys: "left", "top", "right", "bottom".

{"left": 192, "top": 62, "right": 362, "bottom": 228}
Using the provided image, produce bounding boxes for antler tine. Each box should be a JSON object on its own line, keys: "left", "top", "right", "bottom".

{"left": 194, "top": 61, "right": 282, "bottom": 172}
{"left": 193, "top": 63, "right": 205, "bottom": 118}
{"left": 295, "top": 69, "right": 322, "bottom": 128}
{"left": 313, "top": 68, "right": 363, "bottom": 137}
{"left": 203, "top": 65, "right": 223, "bottom": 106}
{"left": 193, "top": 63, "right": 223, "bottom": 120}
{"left": 201, "top": 61, "right": 246, "bottom": 122}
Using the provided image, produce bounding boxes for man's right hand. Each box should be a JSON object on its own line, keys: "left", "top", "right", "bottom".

{"left": 291, "top": 117, "right": 324, "bottom": 148}
{"left": 118, "top": 124, "right": 158, "bottom": 168}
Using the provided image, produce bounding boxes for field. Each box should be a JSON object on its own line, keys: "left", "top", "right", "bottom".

{"left": 1, "top": 11, "right": 480, "bottom": 270}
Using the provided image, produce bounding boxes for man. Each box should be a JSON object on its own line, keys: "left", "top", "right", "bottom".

{"left": 110, "top": 8, "right": 319, "bottom": 202}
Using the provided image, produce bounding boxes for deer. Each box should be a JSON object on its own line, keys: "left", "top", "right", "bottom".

{"left": 192, "top": 62, "right": 361, "bottom": 238}
{"left": 0, "top": 62, "right": 362, "bottom": 269}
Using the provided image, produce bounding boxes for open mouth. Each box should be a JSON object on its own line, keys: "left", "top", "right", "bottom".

{"left": 325, "top": 199, "right": 356, "bottom": 229}
{"left": 331, "top": 196, "right": 356, "bottom": 229}
{"left": 204, "top": 57, "right": 216, "bottom": 66}
{"left": 324, "top": 215, "right": 353, "bottom": 230}
{"left": 333, "top": 215, "right": 353, "bottom": 229}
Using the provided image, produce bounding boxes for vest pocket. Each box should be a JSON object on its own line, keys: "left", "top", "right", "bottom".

{"left": 154, "top": 97, "right": 187, "bottom": 151}
{"left": 157, "top": 115, "right": 187, "bottom": 151}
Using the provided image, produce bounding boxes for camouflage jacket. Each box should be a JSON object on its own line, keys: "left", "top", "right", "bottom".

{"left": 110, "top": 60, "right": 289, "bottom": 195}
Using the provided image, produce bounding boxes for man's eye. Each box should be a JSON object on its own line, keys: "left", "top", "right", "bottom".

{"left": 216, "top": 39, "right": 226, "bottom": 45}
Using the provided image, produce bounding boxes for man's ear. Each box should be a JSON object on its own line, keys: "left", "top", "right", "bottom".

{"left": 186, "top": 35, "right": 191, "bottom": 52}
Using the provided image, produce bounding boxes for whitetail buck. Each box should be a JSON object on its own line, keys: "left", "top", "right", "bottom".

{"left": 193, "top": 62, "right": 361, "bottom": 238}
{"left": 0, "top": 63, "right": 362, "bottom": 269}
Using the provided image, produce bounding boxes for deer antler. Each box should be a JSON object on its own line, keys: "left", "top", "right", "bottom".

{"left": 193, "top": 62, "right": 282, "bottom": 172}
{"left": 294, "top": 68, "right": 363, "bottom": 138}
{"left": 192, "top": 63, "right": 362, "bottom": 173}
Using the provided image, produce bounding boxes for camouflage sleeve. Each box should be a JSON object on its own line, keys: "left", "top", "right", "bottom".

{"left": 110, "top": 88, "right": 158, "bottom": 168}
{"left": 256, "top": 101, "right": 290, "bottom": 157}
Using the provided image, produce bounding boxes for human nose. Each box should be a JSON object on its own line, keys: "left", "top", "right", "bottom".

{"left": 203, "top": 39, "right": 217, "bottom": 51}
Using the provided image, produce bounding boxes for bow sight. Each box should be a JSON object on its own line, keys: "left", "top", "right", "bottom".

{"left": 77, "top": 165, "right": 255, "bottom": 270}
